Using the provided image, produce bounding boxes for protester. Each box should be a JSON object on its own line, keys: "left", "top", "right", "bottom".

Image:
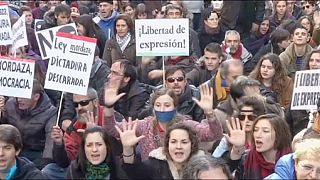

{"left": 41, "top": 4, "right": 71, "bottom": 30}
{"left": 3, "top": 79, "right": 57, "bottom": 169}
{"left": 198, "top": 9, "right": 226, "bottom": 53}
{"left": 118, "top": 122, "right": 204, "bottom": 179}
{"left": 134, "top": 3, "right": 148, "bottom": 19}
{"left": 103, "top": 84, "right": 223, "bottom": 161}
{"left": 249, "top": 53, "right": 294, "bottom": 109}
{"left": 266, "top": 138, "right": 320, "bottom": 179}
{"left": 66, "top": 126, "right": 122, "bottom": 179}
{"left": 221, "top": 30, "right": 253, "bottom": 74}
{"left": 0, "top": 124, "right": 45, "bottom": 179}
{"left": 269, "top": 1, "right": 295, "bottom": 29}
{"left": 75, "top": 14, "right": 107, "bottom": 58}
{"left": 187, "top": 43, "right": 224, "bottom": 87}
{"left": 94, "top": 0, "right": 119, "bottom": 39}
{"left": 182, "top": 155, "right": 232, "bottom": 180}
{"left": 206, "top": 59, "right": 244, "bottom": 109}
{"left": 19, "top": 6, "right": 34, "bottom": 28}
{"left": 102, "top": 14, "right": 138, "bottom": 68}
{"left": 122, "top": 3, "right": 135, "bottom": 20}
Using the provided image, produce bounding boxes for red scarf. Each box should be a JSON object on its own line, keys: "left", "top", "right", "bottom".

{"left": 243, "top": 147, "right": 292, "bottom": 179}
{"left": 223, "top": 44, "right": 243, "bottom": 60}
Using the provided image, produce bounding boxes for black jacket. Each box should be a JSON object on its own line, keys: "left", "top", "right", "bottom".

{"left": 11, "top": 157, "right": 45, "bottom": 179}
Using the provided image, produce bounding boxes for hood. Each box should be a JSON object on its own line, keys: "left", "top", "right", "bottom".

{"left": 99, "top": 10, "right": 119, "bottom": 22}
{"left": 43, "top": 10, "right": 56, "bottom": 26}
{"left": 13, "top": 157, "right": 40, "bottom": 179}
{"left": 17, "top": 92, "right": 55, "bottom": 116}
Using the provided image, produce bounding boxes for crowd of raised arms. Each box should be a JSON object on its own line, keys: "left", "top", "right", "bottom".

{"left": 1, "top": 0, "right": 320, "bottom": 179}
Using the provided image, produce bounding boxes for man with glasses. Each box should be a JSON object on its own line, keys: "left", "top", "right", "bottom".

{"left": 2, "top": 79, "right": 57, "bottom": 169}
{"left": 104, "top": 59, "right": 150, "bottom": 119}
{"left": 141, "top": 66, "right": 204, "bottom": 121}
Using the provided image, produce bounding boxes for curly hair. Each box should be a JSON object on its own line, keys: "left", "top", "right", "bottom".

{"left": 249, "top": 53, "right": 288, "bottom": 93}
{"left": 163, "top": 123, "right": 199, "bottom": 162}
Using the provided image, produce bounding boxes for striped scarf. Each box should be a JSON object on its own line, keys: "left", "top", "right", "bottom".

{"left": 116, "top": 33, "right": 131, "bottom": 52}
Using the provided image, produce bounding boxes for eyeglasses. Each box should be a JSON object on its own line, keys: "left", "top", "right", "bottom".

{"left": 238, "top": 114, "right": 257, "bottom": 121}
{"left": 73, "top": 98, "right": 95, "bottom": 107}
{"left": 166, "top": 77, "right": 184, "bottom": 83}
{"left": 298, "top": 163, "right": 320, "bottom": 177}
{"left": 303, "top": 4, "right": 314, "bottom": 9}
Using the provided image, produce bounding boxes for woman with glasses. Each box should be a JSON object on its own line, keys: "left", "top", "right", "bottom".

{"left": 249, "top": 53, "right": 294, "bottom": 109}
{"left": 266, "top": 138, "right": 320, "bottom": 179}
{"left": 103, "top": 83, "right": 223, "bottom": 161}
{"left": 212, "top": 95, "right": 266, "bottom": 158}
{"left": 227, "top": 114, "right": 292, "bottom": 179}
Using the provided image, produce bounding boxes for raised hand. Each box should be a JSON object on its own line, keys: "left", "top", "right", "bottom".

{"left": 192, "top": 84, "right": 213, "bottom": 114}
{"left": 225, "top": 117, "right": 246, "bottom": 147}
{"left": 313, "top": 10, "right": 320, "bottom": 25}
{"left": 77, "top": 111, "right": 98, "bottom": 133}
{"left": 115, "top": 117, "right": 145, "bottom": 148}
{"left": 52, "top": 126, "right": 63, "bottom": 145}
{"left": 104, "top": 81, "right": 126, "bottom": 107}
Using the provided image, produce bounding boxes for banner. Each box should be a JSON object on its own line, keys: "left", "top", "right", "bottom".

{"left": 0, "top": 3, "right": 13, "bottom": 45}
{"left": 35, "top": 23, "right": 77, "bottom": 60}
{"left": 0, "top": 56, "right": 35, "bottom": 98}
{"left": 44, "top": 32, "right": 97, "bottom": 95}
{"left": 291, "top": 69, "right": 320, "bottom": 110}
{"left": 12, "top": 14, "right": 28, "bottom": 51}
{"left": 135, "top": 18, "right": 189, "bottom": 56}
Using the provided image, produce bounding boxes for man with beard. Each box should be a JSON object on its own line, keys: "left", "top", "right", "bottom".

{"left": 222, "top": 30, "right": 253, "bottom": 74}
{"left": 139, "top": 66, "right": 204, "bottom": 121}
{"left": 93, "top": 0, "right": 120, "bottom": 39}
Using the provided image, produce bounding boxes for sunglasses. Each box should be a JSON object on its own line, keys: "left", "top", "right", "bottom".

{"left": 73, "top": 98, "right": 95, "bottom": 107}
{"left": 303, "top": 5, "right": 313, "bottom": 9}
{"left": 166, "top": 77, "right": 184, "bottom": 83}
{"left": 238, "top": 114, "right": 257, "bottom": 121}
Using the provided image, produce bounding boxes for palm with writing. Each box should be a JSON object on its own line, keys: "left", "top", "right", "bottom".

{"left": 104, "top": 79, "right": 126, "bottom": 107}
{"left": 115, "top": 118, "right": 145, "bottom": 148}
{"left": 225, "top": 117, "right": 246, "bottom": 147}
{"left": 192, "top": 84, "right": 213, "bottom": 114}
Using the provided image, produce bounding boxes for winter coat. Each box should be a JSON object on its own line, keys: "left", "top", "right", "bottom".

{"left": 104, "top": 114, "right": 223, "bottom": 161}
{"left": 265, "top": 153, "right": 296, "bottom": 180}
{"left": 279, "top": 42, "right": 313, "bottom": 78}
{"left": 10, "top": 157, "right": 45, "bottom": 179}
{"left": 4, "top": 93, "right": 57, "bottom": 159}
{"left": 102, "top": 35, "right": 138, "bottom": 67}
{"left": 93, "top": 11, "right": 120, "bottom": 40}
{"left": 122, "top": 147, "right": 205, "bottom": 179}
{"left": 286, "top": 109, "right": 310, "bottom": 136}
{"left": 186, "top": 66, "right": 216, "bottom": 87}
{"left": 40, "top": 10, "right": 57, "bottom": 30}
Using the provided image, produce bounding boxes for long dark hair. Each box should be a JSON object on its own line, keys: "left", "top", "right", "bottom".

{"left": 77, "top": 126, "right": 115, "bottom": 174}
{"left": 75, "top": 14, "right": 106, "bottom": 39}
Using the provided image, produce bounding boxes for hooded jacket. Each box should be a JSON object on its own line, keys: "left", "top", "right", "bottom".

{"left": 40, "top": 10, "right": 57, "bottom": 30}
{"left": 93, "top": 11, "right": 120, "bottom": 40}
{"left": 10, "top": 157, "right": 45, "bottom": 179}
{"left": 5, "top": 93, "right": 57, "bottom": 159}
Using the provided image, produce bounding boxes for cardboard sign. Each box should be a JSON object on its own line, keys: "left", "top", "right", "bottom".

{"left": 291, "top": 69, "right": 320, "bottom": 110}
{"left": 0, "top": 56, "right": 35, "bottom": 98}
{"left": 35, "top": 23, "right": 77, "bottom": 60}
{"left": 0, "top": 3, "right": 13, "bottom": 45}
{"left": 44, "top": 32, "right": 97, "bottom": 95}
{"left": 12, "top": 14, "right": 28, "bottom": 50}
{"left": 135, "top": 18, "right": 189, "bottom": 56}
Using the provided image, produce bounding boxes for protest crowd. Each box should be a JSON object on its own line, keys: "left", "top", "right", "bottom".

{"left": 1, "top": 0, "right": 320, "bottom": 179}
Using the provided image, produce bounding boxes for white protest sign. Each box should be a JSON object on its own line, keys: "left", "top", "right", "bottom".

{"left": 291, "top": 69, "right": 320, "bottom": 110}
{"left": 35, "top": 23, "right": 77, "bottom": 60}
{"left": 44, "top": 32, "right": 96, "bottom": 95}
{"left": 0, "top": 3, "right": 13, "bottom": 45}
{"left": 0, "top": 56, "right": 35, "bottom": 98}
{"left": 135, "top": 18, "right": 189, "bottom": 56}
{"left": 12, "top": 14, "right": 28, "bottom": 51}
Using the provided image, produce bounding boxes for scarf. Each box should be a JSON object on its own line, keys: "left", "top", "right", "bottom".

{"left": 204, "top": 24, "right": 220, "bottom": 35}
{"left": 223, "top": 44, "right": 243, "bottom": 60}
{"left": 85, "top": 162, "right": 111, "bottom": 180}
{"left": 116, "top": 33, "right": 131, "bottom": 52}
{"left": 244, "top": 147, "right": 292, "bottom": 179}
{"left": 214, "top": 70, "right": 229, "bottom": 101}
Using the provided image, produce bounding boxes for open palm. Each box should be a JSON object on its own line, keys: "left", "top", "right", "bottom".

{"left": 192, "top": 84, "right": 213, "bottom": 113}
{"left": 104, "top": 81, "right": 126, "bottom": 107}
{"left": 225, "top": 117, "right": 246, "bottom": 147}
{"left": 115, "top": 118, "right": 145, "bottom": 148}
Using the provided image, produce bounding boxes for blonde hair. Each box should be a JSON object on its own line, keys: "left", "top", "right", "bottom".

{"left": 294, "top": 138, "right": 320, "bottom": 162}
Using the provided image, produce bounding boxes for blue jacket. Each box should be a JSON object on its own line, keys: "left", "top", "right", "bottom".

{"left": 95, "top": 11, "right": 120, "bottom": 40}
{"left": 265, "top": 153, "right": 296, "bottom": 180}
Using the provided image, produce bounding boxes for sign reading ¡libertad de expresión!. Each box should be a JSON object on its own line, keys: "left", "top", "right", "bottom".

{"left": 44, "top": 32, "right": 96, "bottom": 95}
{"left": 291, "top": 69, "right": 320, "bottom": 110}
{"left": 135, "top": 18, "right": 189, "bottom": 56}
